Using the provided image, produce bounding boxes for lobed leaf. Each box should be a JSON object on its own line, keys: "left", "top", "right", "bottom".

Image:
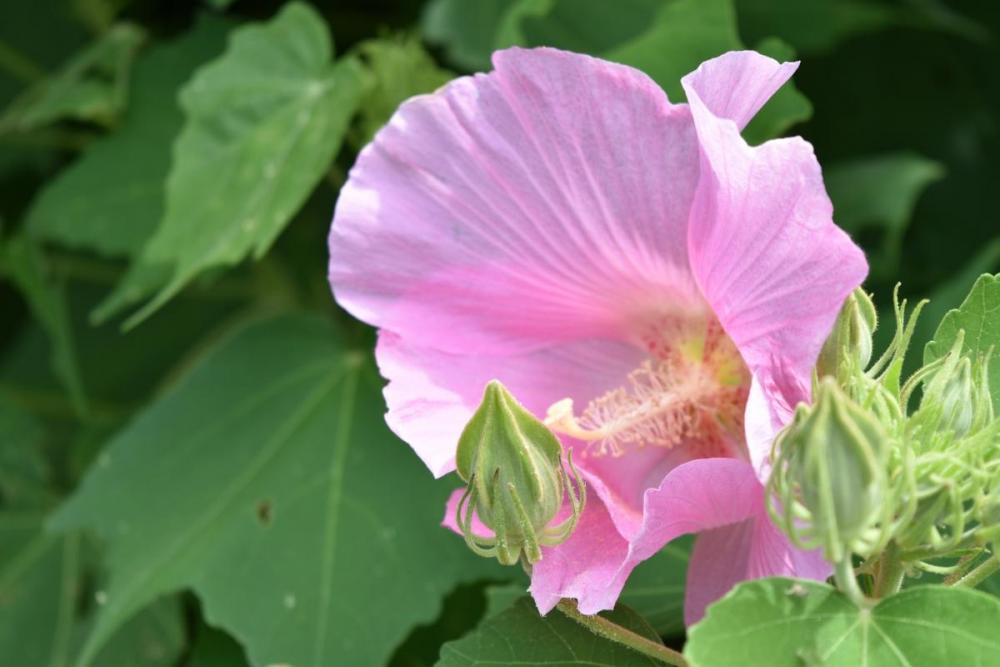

{"left": 52, "top": 314, "right": 499, "bottom": 667}
{"left": 685, "top": 577, "right": 1000, "bottom": 666}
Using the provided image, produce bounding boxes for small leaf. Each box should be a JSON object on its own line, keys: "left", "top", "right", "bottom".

{"left": 825, "top": 152, "right": 944, "bottom": 277}
{"left": 0, "top": 23, "right": 145, "bottom": 132}
{"left": 437, "top": 598, "right": 662, "bottom": 666}
{"left": 97, "top": 2, "right": 363, "bottom": 327}
{"left": 25, "top": 15, "right": 232, "bottom": 257}
{"left": 925, "top": 273, "right": 1000, "bottom": 413}
{"left": 1, "top": 235, "right": 87, "bottom": 416}
{"left": 51, "top": 314, "right": 500, "bottom": 667}
{"left": 685, "top": 577, "right": 1000, "bottom": 666}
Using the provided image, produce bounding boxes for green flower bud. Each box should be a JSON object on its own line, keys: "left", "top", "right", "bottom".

{"left": 913, "top": 333, "right": 993, "bottom": 441}
{"left": 936, "top": 357, "right": 975, "bottom": 437}
{"left": 780, "top": 378, "right": 889, "bottom": 562}
{"left": 818, "top": 288, "right": 877, "bottom": 379}
{"left": 454, "top": 380, "right": 585, "bottom": 566}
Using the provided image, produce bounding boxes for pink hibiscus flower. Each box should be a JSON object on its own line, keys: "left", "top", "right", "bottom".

{"left": 328, "top": 47, "right": 867, "bottom": 623}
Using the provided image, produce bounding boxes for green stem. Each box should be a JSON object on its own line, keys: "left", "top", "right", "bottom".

{"left": 953, "top": 554, "right": 1000, "bottom": 589}
{"left": 835, "top": 557, "right": 868, "bottom": 607}
{"left": 872, "top": 542, "right": 906, "bottom": 598}
{"left": 557, "top": 600, "right": 688, "bottom": 666}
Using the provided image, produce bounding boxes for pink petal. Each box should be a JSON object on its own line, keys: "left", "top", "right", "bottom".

{"left": 681, "top": 51, "right": 799, "bottom": 131}
{"left": 528, "top": 492, "right": 630, "bottom": 615}
{"left": 377, "top": 331, "right": 644, "bottom": 477}
{"left": 684, "top": 509, "right": 830, "bottom": 624}
{"left": 681, "top": 55, "right": 868, "bottom": 473}
{"left": 442, "top": 486, "right": 631, "bottom": 617}
{"left": 531, "top": 458, "right": 762, "bottom": 614}
{"left": 329, "top": 47, "right": 702, "bottom": 356}
{"left": 532, "top": 458, "right": 828, "bottom": 616}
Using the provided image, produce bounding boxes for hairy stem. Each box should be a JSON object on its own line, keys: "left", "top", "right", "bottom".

{"left": 953, "top": 554, "right": 1000, "bottom": 589}
{"left": 872, "top": 542, "right": 906, "bottom": 598}
{"left": 557, "top": 600, "right": 688, "bottom": 666}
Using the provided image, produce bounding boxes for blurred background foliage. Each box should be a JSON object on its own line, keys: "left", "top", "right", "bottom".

{"left": 0, "top": 0, "right": 997, "bottom": 665}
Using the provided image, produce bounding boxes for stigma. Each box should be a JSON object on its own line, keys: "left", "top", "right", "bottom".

{"left": 545, "top": 315, "right": 750, "bottom": 458}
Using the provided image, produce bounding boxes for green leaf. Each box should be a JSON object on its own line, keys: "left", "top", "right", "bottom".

{"left": 437, "top": 598, "right": 662, "bottom": 666}
{"left": 353, "top": 36, "right": 453, "bottom": 147}
{"left": 51, "top": 314, "right": 499, "bottom": 667}
{"left": 619, "top": 536, "right": 691, "bottom": 637}
{"left": 825, "top": 152, "right": 944, "bottom": 278}
{"left": 925, "top": 273, "right": 1000, "bottom": 413}
{"left": 96, "top": 2, "right": 364, "bottom": 327}
{"left": 84, "top": 595, "right": 187, "bottom": 667}
{"left": 685, "top": 577, "right": 1000, "bottom": 666}
{"left": 422, "top": 0, "right": 520, "bottom": 71}
{"left": 0, "top": 401, "right": 52, "bottom": 509}
{"left": 25, "top": 15, "right": 232, "bottom": 257}
{"left": 909, "top": 239, "right": 1000, "bottom": 371}
{"left": 0, "top": 23, "right": 145, "bottom": 133}
{"left": 0, "top": 518, "right": 186, "bottom": 667}
{"left": 1, "top": 236, "right": 87, "bottom": 416}
{"left": 0, "top": 527, "right": 83, "bottom": 667}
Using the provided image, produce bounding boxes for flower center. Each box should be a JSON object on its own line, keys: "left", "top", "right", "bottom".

{"left": 545, "top": 314, "right": 750, "bottom": 458}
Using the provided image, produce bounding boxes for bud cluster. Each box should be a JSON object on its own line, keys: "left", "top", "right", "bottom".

{"left": 769, "top": 286, "right": 1000, "bottom": 578}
